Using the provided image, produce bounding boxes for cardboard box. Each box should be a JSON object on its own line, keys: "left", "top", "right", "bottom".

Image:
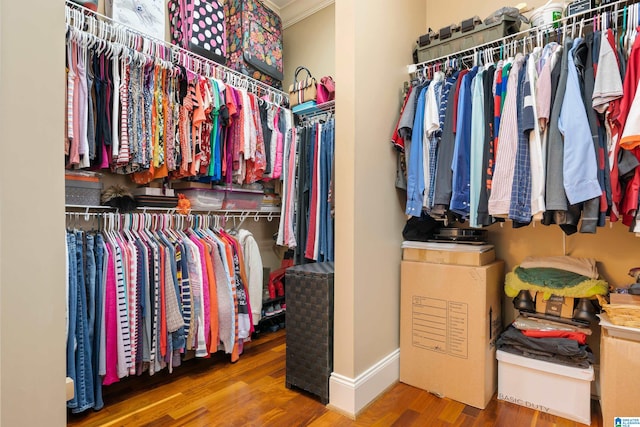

{"left": 535, "top": 293, "right": 575, "bottom": 319}
{"left": 600, "top": 330, "right": 640, "bottom": 427}
{"left": 496, "top": 350, "right": 594, "bottom": 424}
{"left": 609, "top": 293, "right": 640, "bottom": 305}
{"left": 400, "top": 260, "right": 504, "bottom": 409}
{"left": 401, "top": 242, "right": 495, "bottom": 266}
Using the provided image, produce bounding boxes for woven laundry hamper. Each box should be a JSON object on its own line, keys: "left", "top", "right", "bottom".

{"left": 285, "top": 262, "right": 334, "bottom": 404}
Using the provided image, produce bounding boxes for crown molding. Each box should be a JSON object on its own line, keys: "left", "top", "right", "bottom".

{"left": 261, "top": 0, "right": 281, "bottom": 15}
{"left": 280, "top": 0, "right": 334, "bottom": 29}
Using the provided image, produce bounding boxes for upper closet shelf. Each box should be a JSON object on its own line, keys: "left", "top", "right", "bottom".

{"left": 408, "top": 0, "right": 632, "bottom": 73}
{"left": 65, "top": 0, "right": 288, "bottom": 105}
{"left": 66, "top": 204, "right": 281, "bottom": 217}
{"left": 294, "top": 100, "right": 335, "bottom": 121}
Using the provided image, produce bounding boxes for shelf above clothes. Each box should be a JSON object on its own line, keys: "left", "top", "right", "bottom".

{"left": 65, "top": 204, "right": 281, "bottom": 226}
{"left": 294, "top": 100, "right": 335, "bottom": 122}
{"left": 408, "top": 0, "right": 634, "bottom": 75}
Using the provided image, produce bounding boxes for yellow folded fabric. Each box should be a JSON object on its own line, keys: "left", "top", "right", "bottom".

{"left": 505, "top": 269, "right": 609, "bottom": 299}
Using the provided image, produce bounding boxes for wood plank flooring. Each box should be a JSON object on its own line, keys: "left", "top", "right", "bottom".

{"left": 67, "top": 329, "right": 603, "bottom": 426}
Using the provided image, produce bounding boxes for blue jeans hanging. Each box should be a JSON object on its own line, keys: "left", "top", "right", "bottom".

{"left": 71, "top": 231, "right": 95, "bottom": 413}
{"left": 86, "top": 234, "right": 96, "bottom": 356}
{"left": 325, "top": 120, "right": 335, "bottom": 261}
{"left": 66, "top": 232, "right": 79, "bottom": 409}
{"left": 92, "top": 233, "right": 105, "bottom": 410}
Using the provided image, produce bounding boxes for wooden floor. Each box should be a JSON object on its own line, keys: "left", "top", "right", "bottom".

{"left": 68, "top": 329, "right": 603, "bottom": 427}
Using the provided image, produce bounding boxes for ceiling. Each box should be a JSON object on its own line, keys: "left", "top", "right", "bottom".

{"left": 262, "top": 0, "right": 334, "bottom": 29}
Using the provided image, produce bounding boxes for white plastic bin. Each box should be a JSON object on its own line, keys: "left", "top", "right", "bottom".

{"left": 497, "top": 350, "right": 594, "bottom": 424}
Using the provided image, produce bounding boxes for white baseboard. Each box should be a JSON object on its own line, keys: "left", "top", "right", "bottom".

{"left": 328, "top": 348, "right": 400, "bottom": 417}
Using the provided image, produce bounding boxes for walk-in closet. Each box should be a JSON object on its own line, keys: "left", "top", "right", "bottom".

{"left": 61, "top": 0, "right": 337, "bottom": 423}
{"left": 2, "top": 0, "right": 640, "bottom": 426}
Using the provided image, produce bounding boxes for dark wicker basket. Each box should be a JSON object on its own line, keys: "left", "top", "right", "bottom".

{"left": 285, "top": 262, "right": 334, "bottom": 404}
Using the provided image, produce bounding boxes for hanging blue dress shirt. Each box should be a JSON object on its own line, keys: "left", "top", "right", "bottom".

{"left": 450, "top": 66, "right": 478, "bottom": 216}
{"left": 406, "top": 85, "right": 430, "bottom": 216}
{"left": 559, "top": 38, "right": 602, "bottom": 205}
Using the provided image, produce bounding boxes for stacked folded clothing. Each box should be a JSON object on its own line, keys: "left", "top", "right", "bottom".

{"left": 498, "top": 317, "right": 594, "bottom": 369}
{"left": 497, "top": 256, "right": 609, "bottom": 370}
{"left": 496, "top": 256, "right": 601, "bottom": 424}
{"left": 505, "top": 256, "right": 608, "bottom": 299}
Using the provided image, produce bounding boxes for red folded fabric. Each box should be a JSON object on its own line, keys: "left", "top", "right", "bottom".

{"left": 521, "top": 329, "right": 587, "bottom": 345}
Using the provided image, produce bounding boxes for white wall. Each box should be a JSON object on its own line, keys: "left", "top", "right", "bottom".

{"left": 283, "top": 4, "right": 335, "bottom": 90}
{"left": 0, "top": 0, "right": 67, "bottom": 425}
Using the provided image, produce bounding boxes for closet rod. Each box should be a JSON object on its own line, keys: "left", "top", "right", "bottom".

{"left": 297, "top": 100, "right": 335, "bottom": 121}
{"left": 64, "top": 0, "right": 288, "bottom": 105}
{"left": 65, "top": 206, "right": 280, "bottom": 217}
{"left": 65, "top": 210, "right": 279, "bottom": 220}
{"left": 410, "top": 0, "right": 634, "bottom": 71}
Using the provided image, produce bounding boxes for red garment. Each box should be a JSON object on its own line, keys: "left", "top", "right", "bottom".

{"left": 452, "top": 69, "right": 469, "bottom": 132}
{"left": 521, "top": 329, "right": 587, "bottom": 345}
{"left": 103, "top": 243, "right": 119, "bottom": 386}
{"left": 305, "top": 124, "right": 321, "bottom": 260}
{"left": 159, "top": 244, "right": 167, "bottom": 358}
{"left": 390, "top": 86, "right": 413, "bottom": 151}
{"left": 493, "top": 66, "right": 503, "bottom": 162}
{"left": 609, "top": 29, "right": 640, "bottom": 224}
{"left": 200, "top": 238, "right": 219, "bottom": 354}
{"left": 245, "top": 94, "right": 266, "bottom": 183}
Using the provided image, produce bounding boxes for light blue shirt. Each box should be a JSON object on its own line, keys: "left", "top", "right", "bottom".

{"left": 405, "top": 86, "right": 429, "bottom": 216}
{"left": 469, "top": 68, "right": 485, "bottom": 227}
{"left": 451, "top": 66, "right": 478, "bottom": 216}
{"left": 559, "top": 39, "right": 602, "bottom": 205}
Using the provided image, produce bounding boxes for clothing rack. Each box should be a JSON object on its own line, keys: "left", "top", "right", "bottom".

{"left": 296, "top": 100, "right": 335, "bottom": 122}
{"left": 66, "top": 206, "right": 279, "bottom": 227}
{"left": 64, "top": 0, "right": 288, "bottom": 106}
{"left": 409, "top": 0, "right": 636, "bottom": 74}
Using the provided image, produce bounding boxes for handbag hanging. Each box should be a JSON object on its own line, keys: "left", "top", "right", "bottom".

{"left": 289, "top": 66, "right": 317, "bottom": 107}
{"left": 317, "top": 76, "right": 335, "bottom": 104}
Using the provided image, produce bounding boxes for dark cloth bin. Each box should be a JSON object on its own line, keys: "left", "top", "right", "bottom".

{"left": 285, "top": 262, "right": 334, "bottom": 404}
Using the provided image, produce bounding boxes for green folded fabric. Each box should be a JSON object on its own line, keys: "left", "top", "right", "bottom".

{"left": 514, "top": 266, "right": 589, "bottom": 288}
{"left": 504, "top": 266, "right": 609, "bottom": 299}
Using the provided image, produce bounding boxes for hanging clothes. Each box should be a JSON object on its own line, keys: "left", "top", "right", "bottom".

{"left": 393, "top": 19, "right": 640, "bottom": 236}
{"left": 65, "top": 214, "right": 258, "bottom": 413}
{"left": 277, "top": 116, "right": 335, "bottom": 263}
{"left": 64, "top": 22, "right": 291, "bottom": 186}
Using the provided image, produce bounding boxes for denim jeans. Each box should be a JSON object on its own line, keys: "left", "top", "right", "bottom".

{"left": 305, "top": 125, "right": 317, "bottom": 255}
{"left": 325, "top": 120, "right": 335, "bottom": 261}
{"left": 318, "top": 123, "right": 329, "bottom": 262}
{"left": 66, "top": 232, "right": 79, "bottom": 409}
{"left": 86, "top": 235, "right": 96, "bottom": 357}
{"left": 93, "top": 234, "right": 105, "bottom": 410}
{"left": 71, "top": 231, "right": 95, "bottom": 413}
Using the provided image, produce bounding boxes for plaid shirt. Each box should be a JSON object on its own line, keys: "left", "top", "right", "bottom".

{"left": 509, "top": 58, "right": 535, "bottom": 223}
